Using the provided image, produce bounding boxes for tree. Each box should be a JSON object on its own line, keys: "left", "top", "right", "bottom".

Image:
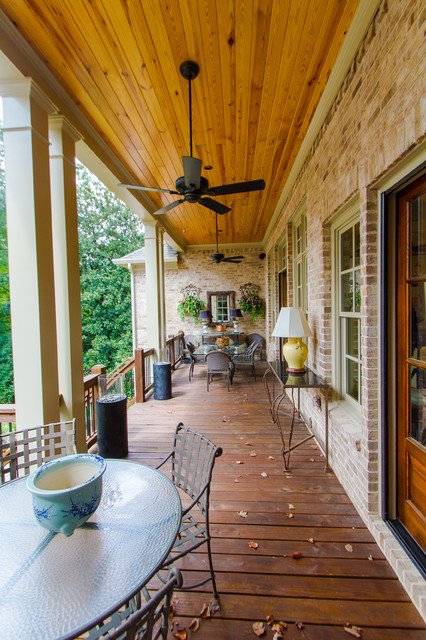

{"left": 76, "top": 162, "right": 144, "bottom": 372}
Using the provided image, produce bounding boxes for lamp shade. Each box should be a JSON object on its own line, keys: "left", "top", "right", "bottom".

{"left": 272, "top": 307, "right": 312, "bottom": 338}
{"left": 198, "top": 310, "right": 212, "bottom": 320}
{"left": 229, "top": 309, "right": 243, "bottom": 318}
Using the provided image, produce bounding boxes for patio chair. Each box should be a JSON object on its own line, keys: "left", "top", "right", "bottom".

{"left": 85, "top": 567, "right": 182, "bottom": 640}
{"left": 245, "top": 333, "right": 264, "bottom": 360}
{"left": 0, "top": 419, "right": 76, "bottom": 484}
{"left": 206, "top": 350, "right": 234, "bottom": 391}
{"left": 183, "top": 342, "right": 206, "bottom": 381}
{"left": 232, "top": 341, "right": 259, "bottom": 380}
{"left": 183, "top": 334, "right": 199, "bottom": 350}
{"left": 156, "top": 423, "right": 223, "bottom": 599}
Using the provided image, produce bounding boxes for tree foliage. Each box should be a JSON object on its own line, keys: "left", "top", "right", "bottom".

{"left": 76, "top": 162, "right": 144, "bottom": 373}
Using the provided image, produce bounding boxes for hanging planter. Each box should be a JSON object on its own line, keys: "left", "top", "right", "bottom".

{"left": 238, "top": 282, "right": 264, "bottom": 321}
{"left": 177, "top": 295, "right": 206, "bottom": 324}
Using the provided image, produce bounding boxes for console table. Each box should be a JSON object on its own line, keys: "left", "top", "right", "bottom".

{"left": 263, "top": 361, "right": 329, "bottom": 471}
{"left": 201, "top": 331, "right": 243, "bottom": 345}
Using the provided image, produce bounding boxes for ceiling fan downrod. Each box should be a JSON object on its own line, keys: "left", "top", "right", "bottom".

{"left": 179, "top": 61, "right": 199, "bottom": 159}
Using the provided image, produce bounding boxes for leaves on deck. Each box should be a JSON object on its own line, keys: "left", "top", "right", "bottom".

{"left": 261, "top": 472, "right": 268, "bottom": 477}
{"left": 188, "top": 618, "right": 200, "bottom": 632}
{"left": 295, "top": 621, "right": 305, "bottom": 629}
{"left": 253, "top": 621, "right": 266, "bottom": 636}
{"left": 238, "top": 510, "right": 248, "bottom": 518}
{"left": 344, "top": 624, "right": 363, "bottom": 638}
{"left": 288, "top": 503, "right": 295, "bottom": 510}
{"left": 236, "top": 460, "right": 244, "bottom": 464}
{"left": 173, "top": 630, "right": 187, "bottom": 640}
{"left": 199, "top": 603, "right": 211, "bottom": 618}
{"left": 345, "top": 544, "right": 354, "bottom": 553}
{"left": 307, "top": 537, "right": 315, "bottom": 544}
{"left": 249, "top": 541, "right": 259, "bottom": 549}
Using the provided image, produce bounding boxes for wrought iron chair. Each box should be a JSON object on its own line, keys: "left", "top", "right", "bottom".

{"left": 84, "top": 567, "right": 182, "bottom": 640}
{"left": 183, "top": 334, "right": 199, "bottom": 350}
{"left": 245, "top": 333, "right": 264, "bottom": 360}
{"left": 156, "top": 423, "right": 223, "bottom": 599}
{"left": 0, "top": 420, "right": 76, "bottom": 484}
{"left": 232, "top": 341, "right": 259, "bottom": 380}
{"left": 206, "top": 350, "right": 234, "bottom": 391}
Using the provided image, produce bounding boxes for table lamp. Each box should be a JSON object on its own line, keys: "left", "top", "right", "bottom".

{"left": 272, "top": 307, "right": 312, "bottom": 373}
{"left": 229, "top": 308, "right": 242, "bottom": 331}
{"left": 198, "top": 310, "right": 211, "bottom": 333}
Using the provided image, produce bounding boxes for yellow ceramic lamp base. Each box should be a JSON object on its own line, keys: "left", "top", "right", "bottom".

{"left": 283, "top": 337, "right": 308, "bottom": 373}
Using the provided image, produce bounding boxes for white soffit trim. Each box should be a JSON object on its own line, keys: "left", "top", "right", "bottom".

{"left": 263, "top": 0, "right": 382, "bottom": 245}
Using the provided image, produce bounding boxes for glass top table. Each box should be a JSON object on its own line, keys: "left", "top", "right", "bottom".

{"left": 0, "top": 459, "right": 181, "bottom": 640}
{"left": 264, "top": 361, "right": 330, "bottom": 471}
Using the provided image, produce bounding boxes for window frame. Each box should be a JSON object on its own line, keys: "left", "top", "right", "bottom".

{"left": 292, "top": 205, "right": 308, "bottom": 315}
{"left": 331, "top": 199, "right": 362, "bottom": 417}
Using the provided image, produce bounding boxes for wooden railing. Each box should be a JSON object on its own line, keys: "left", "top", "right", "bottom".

{"left": 0, "top": 331, "right": 186, "bottom": 448}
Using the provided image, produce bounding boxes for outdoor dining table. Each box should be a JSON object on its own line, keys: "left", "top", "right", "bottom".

{"left": 0, "top": 459, "right": 182, "bottom": 640}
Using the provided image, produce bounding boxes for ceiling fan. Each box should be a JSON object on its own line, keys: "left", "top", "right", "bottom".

{"left": 119, "top": 60, "right": 265, "bottom": 216}
{"left": 210, "top": 213, "right": 245, "bottom": 264}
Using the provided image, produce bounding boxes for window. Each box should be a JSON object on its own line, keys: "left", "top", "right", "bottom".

{"left": 216, "top": 294, "right": 229, "bottom": 323}
{"left": 333, "top": 207, "right": 362, "bottom": 409}
{"left": 293, "top": 209, "right": 308, "bottom": 314}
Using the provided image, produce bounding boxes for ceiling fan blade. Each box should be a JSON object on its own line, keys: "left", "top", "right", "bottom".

{"left": 118, "top": 183, "right": 179, "bottom": 195}
{"left": 182, "top": 156, "right": 202, "bottom": 189}
{"left": 224, "top": 256, "right": 245, "bottom": 261}
{"left": 208, "top": 179, "right": 266, "bottom": 196}
{"left": 152, "top": 199, "right": 185, "bottom": 215}
{"left": 199, "top": 197, "right": 231, "bottom": 215}
{"left": 222, "top": 257, "right": 243, "bottom": 263}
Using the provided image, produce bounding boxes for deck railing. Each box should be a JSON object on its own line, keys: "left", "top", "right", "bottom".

{"left": 1, "top": 331, "right": 186, "bottom": 447}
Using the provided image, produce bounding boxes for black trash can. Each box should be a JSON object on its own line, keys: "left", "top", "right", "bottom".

{"left": 154, "top": 362, "right": 172, "bottom": 400}
{"left": 96, "top": 394, "right": 128, "bottom": 458}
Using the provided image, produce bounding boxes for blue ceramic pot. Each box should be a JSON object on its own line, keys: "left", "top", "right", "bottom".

{"left": 26, "top": 454, "right": 106, "bottom": 536}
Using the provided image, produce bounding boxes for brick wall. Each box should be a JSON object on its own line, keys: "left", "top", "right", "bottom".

{"left": 265, "top": 0, "right": 425, "bottom": 615}
{"left": 132, "top": 247, "right": 267, "bottom": 348}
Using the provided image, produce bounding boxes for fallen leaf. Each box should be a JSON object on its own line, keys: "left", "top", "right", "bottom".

{"left": 307, "top": 537, "right": 315, "bottom": 544}
{"left": 311, "top": 444, "right": 318, "bottom": 449}
{"left": 250, "top": 452, "right": 257, "bottom": 457}
{"left": 167, "top": 410, "right": 174, "bottom": 413}
{"left": 273, "top": 633, "right": 284, "bottom": 640}
{"left": 261, "top": 472, "right": 268, "bottom": 478}
{"left": 238, "top": 510, "right": 248, "bottom": 518}
{"left": 209, "top": 598, "right": 220, "bottom": 615}
{"left": 249, "top": 541, "right": 259, "bottom": 549}
{"left": 295, "top": 621, "right": 305, "bottom": 629}
{"left": 272, "top": 621, "right": 287, "bottom": 632}
{"left": 368, "top": 554, "right": 374, "bottom": 561}
{"left": 236, "top": 460, "right": 244, "bottom": 465}
{"left": 344, "top": 625, "right": 362, "bottom": 638}
{"left": 266, "top": 614, "right": 274, "bottom": 625}
{"left": 285, "top": 474, "right": 292, "bottom": 478}
{"left": 173, "top": 630, "right": 187, "bottom": 640}
{"left": 309, "top": 458, "right": 315, "bottom": 462}
{"left": 288, "top": 503, "right": 295, "bottom": 510}
{"left": 253, "top": 621, "right": 266, "bottom": 636}
{"left": 188, "top": 618, "right": 200, "bottom": 632}
{"left": 244, "top": 441, "right": 252, "bottom": 446}
{"left": 234, "top": 478, "right": 239, "bottom": 483}
{"left": 292, "top": 552, "right": 303, "bottom": 559}
{"left": 286, "top": 513, "right": 294, "bottom": 519}
{"left": 199, "top": 603, "right": 211, "bottom": 619}
{"left": 345, "top": 544, "right": 353, "bottom": 553}
{"left": 268, "top": 456, "right": 275, "bottom": 460}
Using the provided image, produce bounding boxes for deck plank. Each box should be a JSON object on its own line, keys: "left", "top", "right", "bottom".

{"left": 125, "top": 362, "right": 426, "bottom": 637}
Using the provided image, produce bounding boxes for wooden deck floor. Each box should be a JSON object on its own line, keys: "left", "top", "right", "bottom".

{"left": 126, "top": 362, "right": 426, "bottom": 639}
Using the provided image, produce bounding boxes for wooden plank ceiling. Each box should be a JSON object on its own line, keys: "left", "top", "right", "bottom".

{"left": 0, "top": 0, "right": 359, "bottom": 246}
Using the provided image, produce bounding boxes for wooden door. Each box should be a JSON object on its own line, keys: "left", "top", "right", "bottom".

{"left": 396, "top": 173, "right": 426, "bottom": 551}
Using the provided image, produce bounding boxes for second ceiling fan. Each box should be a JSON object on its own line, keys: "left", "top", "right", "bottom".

{"left": 210, "top": 213, "right": 245, "bottom": 264}
{"left": 119, "top": 60, "right": 265, "bottom": 216}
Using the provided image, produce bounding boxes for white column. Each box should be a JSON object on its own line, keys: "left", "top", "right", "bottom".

{"left": 1, "top": 79, "right": 59, "bottom": 427}
{"left": 49, "top": 115, "right": 86, "bottom": 452}
{"left": 144, "top": 221, "right": 166, "bottom": 357}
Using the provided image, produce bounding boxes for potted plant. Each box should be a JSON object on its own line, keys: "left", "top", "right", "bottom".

{"left": 238, "top": 292, "right": 264, "bottom": 321}
{"left": 177, "top": 295, "right": 206, "bottom": 324}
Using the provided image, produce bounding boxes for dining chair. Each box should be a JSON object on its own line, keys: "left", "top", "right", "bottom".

{"left": 245, "top": 333, "right": 264, "bottom": 360}
{"left": 84, "top": 567, "right": 182, "bottom": 640}
{"left": 183, "top": 342, "right": 206, "bottom": 381}
{"left": 232, "top": 341, "right": 259, "bottom": 380}
{"left": 156, "top": 422, "right": 223, "bottom": 599}
{"left": 0, "top": 419, "right": 76, "bottom": 484}
{"left": 206, "top": 350, "right": 234, "bottom": 391}
{"left": 183, "top": 334, "right": 199, "bottom": 350}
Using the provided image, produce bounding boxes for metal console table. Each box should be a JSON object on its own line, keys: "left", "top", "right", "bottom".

{"left": 263, "top": 361, "right": 330, "bottom": 471}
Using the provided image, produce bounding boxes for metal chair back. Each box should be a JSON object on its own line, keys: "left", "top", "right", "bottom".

{"left": 246, "top": 333, "right": 264, "bottom": 360}
{"left": 206, "top": 350, "right": 233, "bottom": 390}
{"left": 1, "top": 420, "right": 76, "bottom": 484}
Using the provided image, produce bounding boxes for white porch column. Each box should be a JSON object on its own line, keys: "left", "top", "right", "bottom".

{"left": 1, "top": 79, "right": 59, "bottom": 427}
{"left": 49, "top": 115, "right": 86, "bottom": 452}
{"left": 144, "top": 221, "right": 166, "bottom": 356}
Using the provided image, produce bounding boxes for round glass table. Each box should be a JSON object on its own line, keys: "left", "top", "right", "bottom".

{"left": 0, "top": 459, "right": 181, "bottom": 640}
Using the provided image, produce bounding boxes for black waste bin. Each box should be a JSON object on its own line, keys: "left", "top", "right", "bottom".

{"left": 154, "top": 362, "right": 172, "bottom": 400}
{"left": 96, "top": 394, "right": 128, "bottom": 458}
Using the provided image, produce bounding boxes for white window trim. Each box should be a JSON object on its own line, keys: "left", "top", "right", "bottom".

{"left": 331, "top": 196, "right": 362, "bottom": 420}
{"left": 292, "top": 199, "right": 308, "bottom": 314}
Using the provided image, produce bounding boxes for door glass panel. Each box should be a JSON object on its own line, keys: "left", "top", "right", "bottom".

{"left": 346, "top": 318, "right": 359, "bottom": 358}
{"left": 346, "top": 358, "right": 359, "bottom": 401}
{"left": 409, "top": 365, "right": 426, "bottom": 448}
{"left": 409, "top": 192, "right": 426, "bottom": 278}
{"left": 409, "top": 283, "right": 426, "bottom": 361}
{"left": 341, "top": 273, "right": 352, "bottom": 312}
{"left": 354, "top": 269, "right": 361, "bottom": 312}
{"left": 341, "top": 227, "right": 353, "bottom": 271}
